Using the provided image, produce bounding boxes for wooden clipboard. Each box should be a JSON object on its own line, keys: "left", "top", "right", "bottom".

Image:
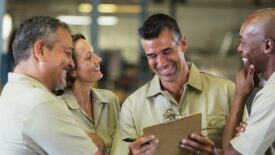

{"left": 143, "top": 113, "right": 202, "bottom": 155}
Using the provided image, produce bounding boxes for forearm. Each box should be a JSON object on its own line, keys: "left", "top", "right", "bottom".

{"left": 222, "top": 96, "right": 245, "bottom": 155}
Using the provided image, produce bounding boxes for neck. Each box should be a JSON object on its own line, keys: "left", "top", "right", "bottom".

{"left": 161, "top": 63, "right": 189, "bottom": 102}
{"left": 72, "top": 80, "right": 92, "bottom": 107}
{"left": 14, "top": 61, "right": 53, "bottom": 90}
{"left": 262, "top": 58, "right": 275, "bottom": 80}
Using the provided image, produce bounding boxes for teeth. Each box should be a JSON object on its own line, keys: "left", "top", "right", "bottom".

{"left": 160, "top": 64, "right": 173, "bottom": 73}
{"left": 242, "top": 58, "right": 248, "bottom": 63}
{"left": 95, "top": 67, "right": 100, "bottom": 71}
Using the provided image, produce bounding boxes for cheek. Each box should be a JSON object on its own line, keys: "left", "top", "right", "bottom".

{"left": 148, "top": 60, "right": 156, "bottom": 68}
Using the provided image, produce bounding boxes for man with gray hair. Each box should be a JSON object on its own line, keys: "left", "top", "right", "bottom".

{"left": 0, "top": 16, "right": 98, "bottom": 155}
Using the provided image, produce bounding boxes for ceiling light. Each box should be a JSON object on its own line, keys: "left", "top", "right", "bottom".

{"left": 58, "top": 15, "right": 91, "bottom": 25}
{"left": 57, "top": 15, "right": 118, "bottom": 26}
{"left": 98, "top": 4, "right": 118, "bottom": 13}
{"left": 78, "top": 3, "right": 93, "bottom": 13}
{"left": 2, "top": 14, "right": 12, "bottom": 39}
{"left": 78, "top": 3, "right": 141, "bottom": 14}
{"left": 98, "top": 16, "right": 118, "bottom": 26}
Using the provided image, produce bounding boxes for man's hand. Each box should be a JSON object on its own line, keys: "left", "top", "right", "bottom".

{"left": 129, "top": 135, "right": 159, "bottom": 155}
{"left": 234, "top": 122, "right": 247, "bottom": 137}
{"left": 180, "top": 133, "right": 216, "bottom": 155}
{"left": 88, "top": 133, "right": 105, "bottom": 155}
{"left": 235, "top": 65, "right": 256, "bottom": 101}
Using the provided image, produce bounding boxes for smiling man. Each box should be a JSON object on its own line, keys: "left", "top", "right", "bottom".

{"left": 0, "top": 16, "right": 98, "bottom": 155}
{"left": 111, "top": 13, "right": 236, "bottom": 155}
{"left": 223, "top": 8, "right": 275, "bottom": 155}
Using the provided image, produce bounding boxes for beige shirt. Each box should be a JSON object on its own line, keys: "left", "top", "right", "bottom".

{"left": 60, "top": 89, "right": 120, "bottom": 154}
{"left": 0, "top": 73, "right": 97, "bottom": 155}
{"left": 111, "top": 63, "right": 235, "bottom": 155}
{"left": 231, "top": 72, "right": 275, "bottom": 155}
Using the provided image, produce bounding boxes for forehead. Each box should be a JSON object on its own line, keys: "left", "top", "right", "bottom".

{"left": 240, "top": 20, "right": 265, "bottom": 40}
{"left": 141, "top": 29, "right": 178, "bottom": 51}
{"left": 56, "top": 27, "right": 73, "bottom": 48}
{"left": 74, "top": 39, "right": 93, "bottom": 56}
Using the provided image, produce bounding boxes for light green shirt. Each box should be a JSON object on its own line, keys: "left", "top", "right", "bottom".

{"left": 0, "top": 73, "right": 97, "bottom": 155}
{"left": 60, "top": 89, "right": 120, "bottom": 154}
{"left": 111, "top": 63, "right": 235, "bottom": 155}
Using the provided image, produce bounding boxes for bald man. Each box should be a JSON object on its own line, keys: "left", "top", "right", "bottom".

{"left": 222, "top": 8, "right": 275, "bottom": 155}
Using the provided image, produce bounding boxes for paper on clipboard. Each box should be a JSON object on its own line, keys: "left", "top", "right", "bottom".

{"left": 143, "top": 113, "right": 202, "bottom": 155}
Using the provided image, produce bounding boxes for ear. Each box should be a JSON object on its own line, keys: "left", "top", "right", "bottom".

{"left": 179, "top": 35, "right": 188, "bottom": 52}
{"left": 263, "top": 39, "right": 275, "bottom": 54}
{"left": 33, "top": 40, "right": 47, "bottom": 62}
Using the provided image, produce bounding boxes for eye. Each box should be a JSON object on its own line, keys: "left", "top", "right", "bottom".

{"left": 162, "top": 48, "right": 172, "bottom": 55}
{"left": 84, "top": 52, "right": 92, "bottom": 61}
{"left": 65, "top": 49, "right": 72, "bottom": 58}
{"left": 147, "top": 54, "right": 157, "bottom": 60}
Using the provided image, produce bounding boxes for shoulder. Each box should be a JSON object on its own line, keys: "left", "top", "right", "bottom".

{"left": 122, "top": 81, "right": 152, "bottom": 107}
{"left": 93, "top": 88, "right": 117, "bottom": 98}
{"left": 199, "top": 72, "right": 235, "bottom": 88}
{"left": 92, "top": 88, "right": 120, "bottom": 107}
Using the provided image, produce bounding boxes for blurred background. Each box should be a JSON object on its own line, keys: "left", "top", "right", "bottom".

{"left": 0, "top": 0, "right": 274, "bottom": 103}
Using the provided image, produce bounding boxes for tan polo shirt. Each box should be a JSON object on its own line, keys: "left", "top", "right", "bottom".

{"left": 111, "top": 63, "right": 236, "bottom": 155}
{"left": 0, "top": 73, "right": 97, "bottom": 155}
{"left": 60, "top": 89, "right": 120, "bottom": 154}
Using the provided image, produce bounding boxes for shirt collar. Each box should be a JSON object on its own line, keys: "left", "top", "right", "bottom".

{"left": 62, "top": 90, "right": 80, "bottom": 109}
{"left": 91, "top": 88, "right": 110, "bottom": 104}
{"left": 146, "top": 62, "right": 202, "bottom": 98}
{"left": 62, "top": 89, "right": 109, "bottom": 110}
{"left": 8, "top": 72, "right": 49, "bottom": 92}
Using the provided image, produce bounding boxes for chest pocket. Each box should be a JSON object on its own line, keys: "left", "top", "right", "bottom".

{"left": 206, "top": 115, "right": 226, "bottom": 148}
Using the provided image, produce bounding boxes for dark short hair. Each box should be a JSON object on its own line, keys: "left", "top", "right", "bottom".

{"left": 138, "top": 13, "right": 182, "bottom": 42}
{"left": 65, "top": 34, "right": 87, "bottom": 90}
{"left": 12, "top": 16, "right": 70, "bottom": 64}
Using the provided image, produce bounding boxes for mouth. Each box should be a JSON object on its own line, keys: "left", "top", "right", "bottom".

{"left": 158, "top": 64, "right": 175, "bottom": 75}
{"left": 242, "top": 57, "right": 248, "bottom": 64}
{"left": 95, "top": 66, "right": 100, "bottom": 72}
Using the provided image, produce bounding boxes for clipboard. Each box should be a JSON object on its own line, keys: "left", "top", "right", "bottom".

{"left": 143, "top": 113, "right": 202, "bottom": 155}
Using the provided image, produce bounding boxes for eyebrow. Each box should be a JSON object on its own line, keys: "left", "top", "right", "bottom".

{"left": 162, "top": 47, "right": 171, "bottom": 52}
{"left": 65, "top": 48, "right": 73, "bottom": 53}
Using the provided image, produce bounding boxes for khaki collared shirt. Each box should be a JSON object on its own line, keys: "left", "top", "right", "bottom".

{"left": 0, "top": 73, "right": 97, "bottom": 155}
{"left": 111, "top": 63, "right": 236, "bottom": 155}
{"left": 60, "top": 89, "right": 120, "bottom": 154}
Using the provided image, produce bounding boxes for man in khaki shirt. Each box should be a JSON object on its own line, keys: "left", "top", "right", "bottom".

{"left": 111, "top": 14, "right": 236, "bottom": 155}
{"left": 0, "top": 16, "right": 98, "bottom": 155}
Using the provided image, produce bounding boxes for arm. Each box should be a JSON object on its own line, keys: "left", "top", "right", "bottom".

{"left": 88, "top": 133, "right": 105, "bottom": 155}
{"left": 222, "top": 65, "right": 255, "bottom": 155}
{"left": 111, "top": 98, "right": 159, "bottom": 155}
{"left": 23, "top": 99, "right": 98, "bottom": 155}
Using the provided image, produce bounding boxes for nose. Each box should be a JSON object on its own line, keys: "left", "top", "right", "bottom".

{"left": 68, "top": 56, "right": 75, "bottom": 68}
{"left": 237, "top": 43, "right": 242, "bottom": 53}
{"left": 157, "top": 55, "right": 167, "bottom": 67}
{"left": 94, "top": 53, "right": 102, "bottom": 63}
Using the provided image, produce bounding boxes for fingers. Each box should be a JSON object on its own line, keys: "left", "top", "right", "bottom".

{"left": 180, "top": 133, "right": 214, "bottom": 154}
{"left": 235, "top": 122, "right": 247, "bottom": 137}
{"left": 247, "top": 64, "right": 256, "bottom": 85}
{"left": 129, "top": 135, "right": 159, "bottom": 155}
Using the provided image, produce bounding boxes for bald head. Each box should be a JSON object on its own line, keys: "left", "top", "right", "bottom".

{"left": 242, "top": 8, "right": 275, "bottom": 39}
{"left": 238, "top": 8, "right": 275, "bottom": 79}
